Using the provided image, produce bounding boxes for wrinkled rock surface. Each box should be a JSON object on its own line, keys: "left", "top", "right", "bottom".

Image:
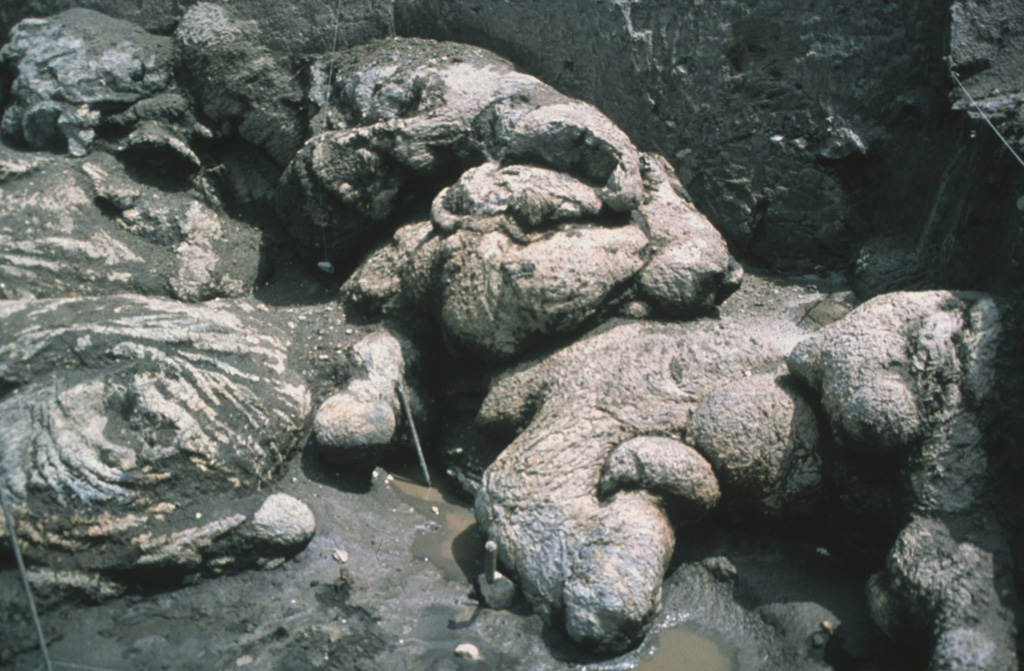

{"left": 686, "top": 373, "right": 821, "bottom": 518}
{"left": 426, "top": 224, "right": 647, "bottom": 360}
{"left": 788, "top": 291, "right": 1021, "bottom": 670}
{"left": 329, "top": 60, "right": 738, "bottom": 360}
{"left": 174, "top": 3, "right": 306, "bottom": 166}
{"left": 0, "top": 295, "right": 312, "bottom": 587}
{"left": 636, "top": 155, "right": 742, "bottom": 317}
{"left": 473, "top": 319, "right": 785, "bottom": 651}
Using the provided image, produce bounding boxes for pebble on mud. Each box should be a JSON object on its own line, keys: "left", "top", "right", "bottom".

{"left": 454, "top": 642, "right": 480, "bottom": 661}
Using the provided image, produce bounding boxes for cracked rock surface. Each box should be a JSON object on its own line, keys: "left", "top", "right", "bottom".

{"left": 0, "top": 8, "right": 173, "bottom": 155}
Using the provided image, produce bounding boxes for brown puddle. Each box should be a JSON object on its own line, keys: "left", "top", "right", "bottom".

{"left": 387, "top": 471, "right": 733, "bottom": 671}
{"left": 638, "top": 625, "right": 734, "bottom": 671}
{"left": 387, "top": 471, "right": 482, "bottom": 584}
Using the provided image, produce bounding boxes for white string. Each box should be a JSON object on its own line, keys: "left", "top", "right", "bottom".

{"left": 949, "top": 65, "right": 1024, "bottom": 171}
{"left": 316, "top": 0, "right": 346, "bottom": 274}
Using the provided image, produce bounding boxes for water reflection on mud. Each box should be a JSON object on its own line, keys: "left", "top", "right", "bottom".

{"left": 638, "top": 625, "right": 734, "bottom": 671}
{"left": 388, "top": 472, "right": 482, "bottom": 583}
{"left": 387, "top": 470, "right": 736, "bottom": 671}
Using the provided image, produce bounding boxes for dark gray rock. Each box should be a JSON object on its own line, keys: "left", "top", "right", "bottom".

{"left": 0, "top": 0, "right": 395, "bottom": 63}
{"left": 1, "top": 9, "right": 174, "bottom": 155}
{"left": 182, "top": 0, "right": 394, "bottom": 61}
{"left": 117, "top": 120, "right": 202, "bottom": 178}
{"left": 0, "top": 0, "right": 182, "bottom": 38}
{"left": 173, "top": 3, "right": 306, "bottom": 166}
{"left": 395, "top": 0, "right": 950, "bottom": 266}
{"left": 866, "top": 516, "right": 1017, "bottom": 671}
{"left": 0, "top": 294, "right": 313, "bottom": 586}
{"left": 851, "top": 235, "right": 930, "bottom": 299}
{"left": 907, "top": 128, "right": 1024, "bottom": 298}
{"left": 949, "top": 0, "right": 1024, "bottom": 116}
{"left": 849, "top": 0, "right": 1024, "bottom": 300}
{"left": 0, "top": 147, "right": 261, "bottom": 301}
{"left": 756, "top": 602, "right": 840, "bottom": 668}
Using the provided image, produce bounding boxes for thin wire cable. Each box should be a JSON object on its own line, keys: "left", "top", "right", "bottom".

{"left": 949, "top": 66, "right": 1024, "bottom": 171}
{"left": 1, "top": 489, "right": 54, "bottom": 671}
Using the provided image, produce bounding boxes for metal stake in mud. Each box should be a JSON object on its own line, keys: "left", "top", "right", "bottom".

{"left": 484, "top": 540, "right": 499, "bottom": 584}
{"left": 397, "top": 379, "right": 431, "bottom": 488}
{"left": 1, "top": 488, "right": 54, "bottom": 671}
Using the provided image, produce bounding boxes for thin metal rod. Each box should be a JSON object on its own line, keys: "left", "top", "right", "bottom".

{"left": 484, "top": 540, "right": 498, "bottom": 584}
{"left": 396, "top": 380, "right": 431, "bottom": 488}
{"left": 1, "top": 489, "right": 54, "bottom": 671}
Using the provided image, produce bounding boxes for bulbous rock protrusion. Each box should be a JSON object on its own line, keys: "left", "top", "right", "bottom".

{"left": 599, "top": 436, "right": 720, "bottom": 523}
{"left": 686, "top": 373, "right": 822, "bottom": 518}
{"left": 312, "top": 328, "right": 425, "bottom": 465}
{"left": 314, "top": 391, "right": 397, "bottom": 458}
{"left": 474, "top": 319, "right": 783, "bottom": 653}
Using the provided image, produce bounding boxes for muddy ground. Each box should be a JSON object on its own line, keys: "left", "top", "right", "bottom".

{"left": 2, "top": 270, "right": 913, "bottom": 671}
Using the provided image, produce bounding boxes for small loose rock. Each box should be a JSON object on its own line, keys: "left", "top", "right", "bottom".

{"left": 454, "top": 642, "right": 480, "bottom": 661}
